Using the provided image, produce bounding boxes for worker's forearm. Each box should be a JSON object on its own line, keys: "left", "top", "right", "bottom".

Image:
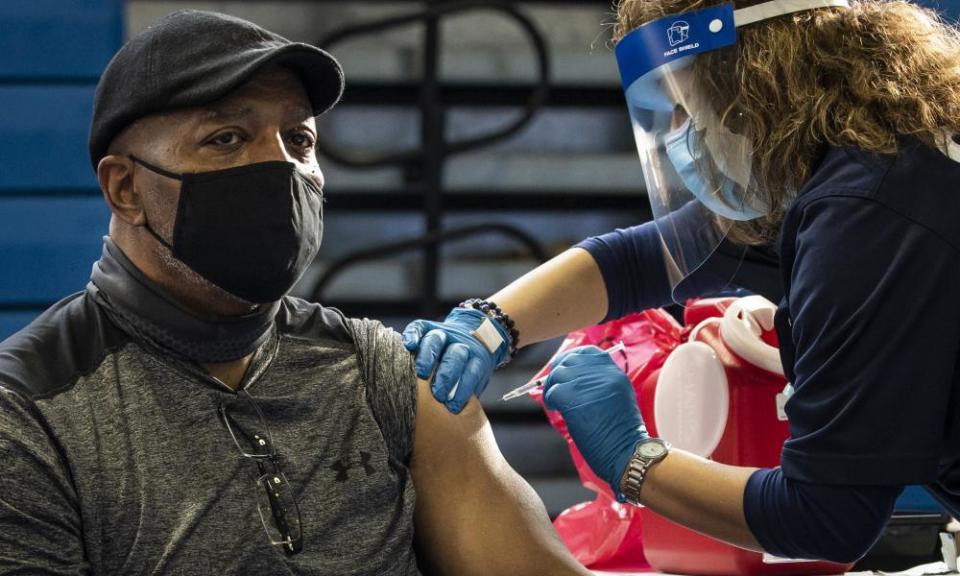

{"left": 640, "top": 449, "right": 762, "bottom": 551}
{"left": 489, "top": 247, "right": 608, "bottom": 347}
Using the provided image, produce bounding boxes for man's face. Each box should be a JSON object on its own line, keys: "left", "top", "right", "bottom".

{"left": 114, "top": 66, "right": 324, "bottom": 308}
{"left": 146, "top": 66, "right": 322, "bottom": 177}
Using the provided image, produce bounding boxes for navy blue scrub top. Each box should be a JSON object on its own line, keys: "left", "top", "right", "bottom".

{"left": 580, "top": 138, "right": 960, "bottom": 512}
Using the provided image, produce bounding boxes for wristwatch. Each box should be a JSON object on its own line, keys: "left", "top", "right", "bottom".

{"left": 619, "top": 437, "right": 671, "bottom": 506}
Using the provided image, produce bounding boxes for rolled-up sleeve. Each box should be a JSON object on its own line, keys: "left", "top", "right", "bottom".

{"left": 577, "top": 205, "right": 780, "bottom": 322}
{"left": 744, "top": 467, "right": 901, "bottom": 563}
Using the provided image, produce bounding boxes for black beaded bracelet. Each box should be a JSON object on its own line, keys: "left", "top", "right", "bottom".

{"left": 460, "top": 298, "right": 520, "bottom": 359}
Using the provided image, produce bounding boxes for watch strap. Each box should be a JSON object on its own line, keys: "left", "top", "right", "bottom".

{"left": 619, "top": 438, "right": 670, "bottom": 506}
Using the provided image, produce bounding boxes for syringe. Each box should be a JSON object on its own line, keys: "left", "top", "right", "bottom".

{"left": 501, "top": 341, "right": 627, "bottom": 402}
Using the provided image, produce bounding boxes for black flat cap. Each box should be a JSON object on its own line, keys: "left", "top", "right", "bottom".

{"left": 88, "top": 9, "right": 344, "bottom": 170}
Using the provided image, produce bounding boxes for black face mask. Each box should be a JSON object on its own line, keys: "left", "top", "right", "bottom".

{"left": 131, "top": 156, "right": 324, "bottom": 304}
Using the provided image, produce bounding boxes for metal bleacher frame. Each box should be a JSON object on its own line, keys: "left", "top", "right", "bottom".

{"left": 284, "top": 0, "right": 629, "bottom": 516}
{"left": 307, "top": 0, "right": 559, "bottom": 320}
{"left": 298, "top": 0, "right": 649, "bottom": 321}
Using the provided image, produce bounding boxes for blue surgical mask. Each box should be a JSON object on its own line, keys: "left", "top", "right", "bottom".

{"left": 663, "top": 120, "right": 764, "bottom": 221}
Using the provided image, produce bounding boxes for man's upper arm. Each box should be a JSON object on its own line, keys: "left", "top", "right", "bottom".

{"left": 350, "top": 316, "right": 587, "bottom": 575}
{"left": 0, "top": 387, "right": 89, "bottom": 575}
{"left": 410, "top": 382, "right": 591, "bottom": 576}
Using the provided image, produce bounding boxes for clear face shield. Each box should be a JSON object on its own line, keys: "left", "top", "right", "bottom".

{"left": 615, "top": 0, "right": 849, "bottom": 303}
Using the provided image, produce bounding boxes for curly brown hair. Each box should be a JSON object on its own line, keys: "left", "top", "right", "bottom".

{"left": 614, "top": 0, "right": 960, "bottom": 244}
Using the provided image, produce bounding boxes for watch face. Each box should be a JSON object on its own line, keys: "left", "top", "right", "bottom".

{"left": 639, "top": 440, "right": 667, "bottom": 459}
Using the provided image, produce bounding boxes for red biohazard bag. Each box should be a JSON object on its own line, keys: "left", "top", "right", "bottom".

{"left": 529, "top": 308, "right": 684, "bottom": 571}
{"left": 530, "top": 297, "right": 854, "bottom": 575}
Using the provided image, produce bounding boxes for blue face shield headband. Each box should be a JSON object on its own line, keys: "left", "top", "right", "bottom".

{"left": 616, "top": 0, "right": 850, "bottom": 302}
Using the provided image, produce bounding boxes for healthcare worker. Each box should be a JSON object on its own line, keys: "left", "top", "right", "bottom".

{"left": 402, "top": 0, "right": 960, "bottom": 563}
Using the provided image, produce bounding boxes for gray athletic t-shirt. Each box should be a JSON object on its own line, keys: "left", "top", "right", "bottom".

{"left": 0, "top": 293, "right": 421, "bottom": 575}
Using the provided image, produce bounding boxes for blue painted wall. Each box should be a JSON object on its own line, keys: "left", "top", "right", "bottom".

{"left": 0, "top": 1, "right": 121, "bottom": 340}
{"left": 0, "top": 1, "right": 122, "bottom": 80}
{"left": 0, "top": 198, "right": 109, "bottom": 304}
{"left": 0, "top": 86, "right": 99, "bottom": 190}
{"left": 0, "top": 312, "right": 39, "bottom": 343}
{"left": 913, "top": 0, "right": 960, "bottom": 20}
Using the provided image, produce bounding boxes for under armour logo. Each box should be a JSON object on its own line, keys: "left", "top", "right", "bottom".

{"left": 330, "top": 451, "right": 376, "bottom": 482}
{"left": 667, "top": 20, "right": 690, "bottom": 46}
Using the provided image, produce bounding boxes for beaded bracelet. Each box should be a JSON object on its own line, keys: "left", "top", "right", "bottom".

{"left": 459, "top": 298, "right": 520, "bottom": 359}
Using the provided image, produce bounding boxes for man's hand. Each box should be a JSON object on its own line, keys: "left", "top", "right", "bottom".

{"left": 402, "top": 308, "right": 508, "bottom": 413}
{"left": 543, "top": 345, "right": 649, "bottom": 497}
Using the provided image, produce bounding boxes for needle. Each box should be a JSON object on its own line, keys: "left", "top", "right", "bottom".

{"left": 501, "top": 341, "right": 627, "bottom": 402}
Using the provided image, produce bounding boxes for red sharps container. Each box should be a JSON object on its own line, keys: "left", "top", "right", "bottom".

{"left": 637, "top": 296, "right": 853, "bottom": 576}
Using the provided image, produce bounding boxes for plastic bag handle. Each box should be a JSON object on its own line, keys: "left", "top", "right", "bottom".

{"left": 718, "top": 296, "right": 785, "bottom": 376}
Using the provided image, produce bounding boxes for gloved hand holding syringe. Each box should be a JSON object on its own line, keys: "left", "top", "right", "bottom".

{"left": 501, "top": 341, "right": 627, "bottom": 401}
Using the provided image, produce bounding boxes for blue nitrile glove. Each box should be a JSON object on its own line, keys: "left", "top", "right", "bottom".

{"left": 543, "top": 345, "right": 649, "bottom": 498}
{"left": 402, "top": 307, "right": 511, "bottom": 413}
